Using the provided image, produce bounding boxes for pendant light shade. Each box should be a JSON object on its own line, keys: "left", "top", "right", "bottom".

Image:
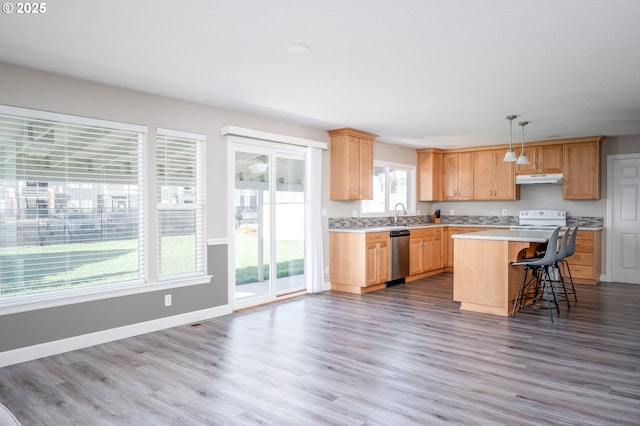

{"left": 516, "top": 121, "right": 530, "bottom": 165}
{"left": 502, "top": 114, "right": 517, "bottom": 162}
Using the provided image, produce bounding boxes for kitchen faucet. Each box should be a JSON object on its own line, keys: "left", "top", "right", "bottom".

{"left": 394, "top": 202, "right": 407, "bottom": 226}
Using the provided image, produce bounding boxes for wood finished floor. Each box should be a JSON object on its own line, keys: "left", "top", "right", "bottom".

{"left": 1, "top": 273, "right": 639, "bottom": 425}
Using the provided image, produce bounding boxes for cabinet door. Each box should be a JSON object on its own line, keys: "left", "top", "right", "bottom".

{"left": 493, "top": 149, "right": 517, "bottom": 199}
{"left": 359, "top": 137, "right": 373, "bottom": 199}
{"left": 328, "top": 129, "right": 376, "bottom": 200}
{"left": 516, "top": 144, "right": 563, "bottom": 174}
{"left": 515, "top": 147, "right": 539, "bottom": 174}
{"left": 365, "top": 242, "right": 379, "bottom": 286}
{"left": 447, "top": 227, "right": 463, "bottom": 267}
{"left": 473, "top": 150, "right": 494, "bottom": 200}
{"left": 377, "top": 241, "right": 390, "bottom": 282}
{"left": 423, "top": 237, "right": 435, "bottom": 272}
{"left": 442, "top": 153, "right": 459, "bottom": 200}
{"left": 457, "top": 152, "right": 474, "bottom": 200}
{"left": 433, "top": 236, "right": 442, "bottom": 269}
{"left": 538, "top": 144, "right": 563, "bottom": 173}
{"left": 366, "top": 241, "right": 389, "bottom": 285}
{"left": 409, "top": 238, "right": 424, "bottom": 276}
{"left": 442, "top": 152, "right": 473, "bottom": 200}
{"left": 563, "top": 141, "right": 601, "bottom": 199}
{"left": 347, "top": 137, "right": 363, "bottom": 199}
{"left": 417, "top": 150, "right": 442, "bottom": 201}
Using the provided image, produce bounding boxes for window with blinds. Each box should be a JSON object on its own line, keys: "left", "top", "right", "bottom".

{"left": 0, "top": 106, "right": 145, "bottom": 299}
{"left": 155, "top": 129, "right": 204, "bottom": 279}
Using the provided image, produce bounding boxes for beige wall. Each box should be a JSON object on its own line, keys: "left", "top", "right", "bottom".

{"left": 0, "top": 63, "right": 329, "bottom": 238}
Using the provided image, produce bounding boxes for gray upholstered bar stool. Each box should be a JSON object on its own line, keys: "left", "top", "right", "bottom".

{"left": 512, "top": 227, "right": 561, "bottom": 322}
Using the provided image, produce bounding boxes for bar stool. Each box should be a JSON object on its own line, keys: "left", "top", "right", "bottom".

{"left": 512, "top": 227, "right": 561, "bottom": 322}
{"left": 553, "top": 226, "right": 573, "bottom": 310}
{"left": 559, "top": 225, "right": 579, "bottom": 302}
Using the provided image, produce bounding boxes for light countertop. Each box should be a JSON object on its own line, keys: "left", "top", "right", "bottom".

{"left": 329, "top": 224, "right": 502, "bottom": 233}
{"left": 329, "top": 224, "right": 602, "bottom": 233}
{"left": 451, "top": 229, "right": 555, "bottom": 242}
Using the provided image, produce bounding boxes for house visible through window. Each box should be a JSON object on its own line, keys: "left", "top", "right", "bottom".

{"left": 361, "top": 162, "right": 415, "bottom": 215}
{"left": 155, "top": 129, "right": 205, "bottom": 279}
{"left": 0, "top": 106, "right": 145, "bottom": 299}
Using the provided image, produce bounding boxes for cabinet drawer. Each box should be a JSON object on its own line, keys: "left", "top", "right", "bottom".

{"left": 575, "top": 231, "right": 594, "bottom": 242}
{"left": 410, "top": 228, "right": 434, "bottom": 238}
{"left": 366, "top": 232, "right": 389, "bottom": 243}
{"left": 574, "top": 240, "right": 594, "bottom": 253}
{"left": 568, "top": 252, "right": 592, "bottom": 266}
{"left": 568, "top": 264, "right": 594, "bottom": 280}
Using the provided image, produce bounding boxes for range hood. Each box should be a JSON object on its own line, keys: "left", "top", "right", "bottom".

{"left": 516, "top": 173, "right": 563, "bottom": 185}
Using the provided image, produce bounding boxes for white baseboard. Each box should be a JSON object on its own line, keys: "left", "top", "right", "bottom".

{"left": 0, "top": 304, "right": 233, "bottom": 368}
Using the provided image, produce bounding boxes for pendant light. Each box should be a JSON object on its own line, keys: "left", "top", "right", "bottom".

{"left": 502, "top": 114, "right": 517, "bottom": 162}
{"left": 516, "top": 121, "right": 530, "bottom": 165}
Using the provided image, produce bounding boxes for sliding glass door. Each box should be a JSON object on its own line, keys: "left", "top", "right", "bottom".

{"left": 233, "top": 142, "right": 306, "bottom": 307}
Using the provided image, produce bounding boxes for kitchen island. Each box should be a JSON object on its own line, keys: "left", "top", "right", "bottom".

{"left": 451, "top": 229, "right": 555, "bottom": 316}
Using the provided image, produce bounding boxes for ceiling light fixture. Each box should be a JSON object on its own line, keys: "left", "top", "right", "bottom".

{"left": 248, "top": 158, "right": 268, "bottom": 174}
{"left": 283, "top": 43, "right": 310, "bottom": 55}
{"left": 502, "top": 114, "right": 517, "bottom": 162}
{"left": 517, "top": 121, "right": 530, "bottom": 165}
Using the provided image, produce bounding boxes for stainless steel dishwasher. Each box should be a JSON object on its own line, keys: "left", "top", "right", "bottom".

{"left": 389, "top": 229, "right": 410, "bottom": 283}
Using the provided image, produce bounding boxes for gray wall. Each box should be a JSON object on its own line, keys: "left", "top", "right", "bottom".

{"left": 0, "top": 63, "right": 328, "bottom": 353}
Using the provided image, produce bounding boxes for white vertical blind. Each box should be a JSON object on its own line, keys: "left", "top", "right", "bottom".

{"left": 155, "top": 129, "right": 204, "bottom": 279}
{"left": 0, "top": 108, "right": 145, "bottom": 298}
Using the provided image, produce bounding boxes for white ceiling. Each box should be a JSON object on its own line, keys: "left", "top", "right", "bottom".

{"left": 1, "top": 0, "right": 639, "bottom": 149}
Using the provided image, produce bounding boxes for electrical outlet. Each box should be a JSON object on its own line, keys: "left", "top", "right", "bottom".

{"left": 352, "top": 210, "right": 358, "bottom": 217}
{"left": 325, "top": 265, "right": 330, "bottom": 274}
{"left": 417, "top": 209, "right": 421, "bottom": 216}
{"left": 449, "top": 209, "right": 455, "bottom": 215}
{"left": 502, "top": 208, "right": 508, "bottom": 216}
{"left": 164, "top": 294, "right": 172, "bottom": 307}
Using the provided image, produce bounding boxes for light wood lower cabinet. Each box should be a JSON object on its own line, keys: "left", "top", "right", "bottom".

{"left": 446, "top": 227, "right": 488, "bottom": 271}
{"left": 329, "top": 227, "right": 601, "bottom": 292}
{"left": 565, "top": 229, "right": 601, "bottom": 285}
{"left": 409, "top": 228, "right": 443, "bottom": 275}
{"left": 407, "top": 228, "right": 445, "bottom": 281}
{"left": 330, "top": 231, "right": 389, "bottom": 293}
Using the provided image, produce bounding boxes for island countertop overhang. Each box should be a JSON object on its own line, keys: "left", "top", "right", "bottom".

{"left": 451, "top": 229, "right": 555, "bottom": 243}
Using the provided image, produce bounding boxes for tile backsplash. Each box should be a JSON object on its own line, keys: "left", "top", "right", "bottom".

{"left": 328, "top": 215, "right": 603, "bottom": 229}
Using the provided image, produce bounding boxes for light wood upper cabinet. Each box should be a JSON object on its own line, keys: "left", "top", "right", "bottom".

{"left": 442, "top": 152, "right": 473, "bottom": 200}
{"left": 416, "top": 149, "right": 443, "bottom": 201}
{"left": 563, "top": 140, "right": 602, "bottom": 200}
{"left": 328, "top": 128, "right": 376, "bottom": 200}
{"left": 473, "top": 149, "right": 519, "bottom": 200}
{"left": 515, "top": 144, "right": 563, "bottom": 175}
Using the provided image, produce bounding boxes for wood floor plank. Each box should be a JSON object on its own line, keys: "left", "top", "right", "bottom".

{"left": 1, "top": 273, "right": 639, "bottom": 425}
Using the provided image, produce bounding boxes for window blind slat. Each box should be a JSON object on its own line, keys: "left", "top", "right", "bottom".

{"left": 0, "top": 110, "right": 144, "bottom": 299}
{"left": 155, "top": 131, "right": 204, "bottom": 278}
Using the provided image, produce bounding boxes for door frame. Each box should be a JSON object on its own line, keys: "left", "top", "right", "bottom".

{"left": 228, "top": 136, "right": 308, "bottom": 309}
{"left": 605, "top": 153, "right": 640, "bottom": 283}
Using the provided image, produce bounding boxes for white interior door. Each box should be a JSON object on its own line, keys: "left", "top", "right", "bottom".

{"left": 609, "top": 154, "right": 640, "bottom": 284}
